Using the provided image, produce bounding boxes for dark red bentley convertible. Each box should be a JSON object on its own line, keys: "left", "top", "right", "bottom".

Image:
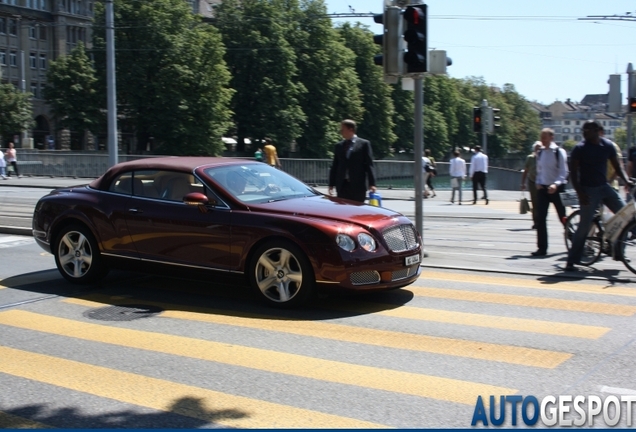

{"left": 32, "top": 157, "right": 422, "bottom": 307}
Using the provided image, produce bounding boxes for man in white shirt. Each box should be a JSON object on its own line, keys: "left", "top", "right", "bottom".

{"left": 421, "top": 155, "right": 431, "bottom": 198}
{"left": 449, "top": 149, "right": 466, "bottom": 204}
{"left": 532, "top": 128, "right": 568, "bottom": 257}
{"left": 469, "top": 145, "right": 488, "bottom": 205}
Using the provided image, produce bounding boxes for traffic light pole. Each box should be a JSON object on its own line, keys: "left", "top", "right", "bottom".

{"left": 414, "top": 75, "right": 425, "bottom": 245}
{"left": 481, "top": 99, "right": 488, "bottom": 154}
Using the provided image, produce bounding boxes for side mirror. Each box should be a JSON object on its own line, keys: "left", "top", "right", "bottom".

{"left": 183, "top": 192, "right": 209, "bottom": 206}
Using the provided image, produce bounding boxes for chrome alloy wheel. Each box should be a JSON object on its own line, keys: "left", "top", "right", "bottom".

{"left": 254, "top": 247, "right": 303, "bottom": 303}
{"left": 58, "top": 230, "right": 94, "bottom": 279}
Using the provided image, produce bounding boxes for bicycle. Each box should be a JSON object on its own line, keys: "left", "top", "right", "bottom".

{"left": 561, "top": 185, "right": 636, "bottom": 273}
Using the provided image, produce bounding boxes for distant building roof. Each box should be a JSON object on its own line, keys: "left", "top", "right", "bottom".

{"left": 581, "top": 94, "right": 608, "bottom": 106}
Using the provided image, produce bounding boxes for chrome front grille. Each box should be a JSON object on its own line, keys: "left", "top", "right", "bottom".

{"left": 350, "top": 271, "right": 381, "bottom": 286}
{"left": 392, "top": 265, "right": 419, "bottom": 281}
{"left": 382, "top": 224, "right": 418, "bottom": 253}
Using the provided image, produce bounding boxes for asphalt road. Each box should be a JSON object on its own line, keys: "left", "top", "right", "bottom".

{"left": 1, "top": 238, "right": 636, "bottom": 428}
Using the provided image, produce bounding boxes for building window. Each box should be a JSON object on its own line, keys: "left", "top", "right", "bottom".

{"left": 30, "top": 83, "right": 38, "bottom": 98}
{"left": 563, "top": 128, "right": 570, "bottom": 133}
{"left": 9, "top": 51, "right": 17, "bottom": 67}
{"left": 0, "top": 18, "right": 6, "bottom": 34}
{"left": 574, "top": 128, "right": 581, "bottom": 133}
{"left": 29, "top": 53, "right": 37, "bottom": 69}
{"left": 8, "top": 19, "right": 17, "bottom": 36}
{"left": 29, "top": 26, "right": 36, "bottom": 39}
{"left": 39, "top": 54, "right": 46, "bottom": 69}
{"left": 575, "top": 135, "right": 582, "bottom": 141}
{"left": 576, "top": 121, "right": 580, "bottom": 125}
{"left": 39, "top": 25, "right": 47, "bottom": 40}
{"left": 0, "top": 52, "right": 6, "bottom": 65}
{"left": 563, "top": 136, "right": 570, "bottom": 141}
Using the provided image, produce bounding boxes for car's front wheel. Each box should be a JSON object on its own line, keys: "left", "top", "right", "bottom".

{"left": 54, "top": 224, "right": 108, "bottom": 284}
{"left": 248, "top": 240, "right": 315, "bottom": 308}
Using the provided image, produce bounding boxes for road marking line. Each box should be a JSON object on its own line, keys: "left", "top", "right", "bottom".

{"left": 0, "top": 345, "right": 387, "bottom": 429}
{"left": 0, "top": 310, "right": 515, "bottom": 406}
{"left": 409, "top": 286, "right": 636, "bottom": 316}
{"left": 65, "top": 296, "right": 572, "bottom": 368}
{"left": 328, "top": 302, "right": 609, "bottom": 339}
{"left": 599, "top": 385, "right": 636, "bottom": 396}
{"left": 420, "top": 270, "right": 636, "bottom": 298}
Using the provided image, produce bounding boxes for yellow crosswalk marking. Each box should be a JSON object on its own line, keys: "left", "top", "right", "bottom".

{"left": 330, "top": 302, "right": 609, "bottom": 339}
{"left": 409, "top": 286, "right": 636, "bottom": 316}
{"left": 66, "top": 296, "right": 571, "bottom": 369}
{"left": 0, "top": 411, "right": 53, "bottom": 429}
{"left": 421, "top": 270, "right": 636, "bottom": 298}
{"left": 0, "top": 345, "right": 387, "bottom": 429}
{"left": 0, "top": 311, "right": 515, "bottom": 406}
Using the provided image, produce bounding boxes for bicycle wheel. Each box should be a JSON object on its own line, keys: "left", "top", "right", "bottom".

{"left": 578, "top": 236, "right": 602, "bottom": 266}
{"left": 564, "top": 211, "right": 604, "bottom": 251}
{"left": 619, "top": 220, "right": 636, "bottom": 274}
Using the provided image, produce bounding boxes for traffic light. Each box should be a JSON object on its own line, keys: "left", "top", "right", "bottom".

{"left": 473, "top": 108, "right": 482, "bottom": 133}
{"left": 373, "top": 7, "right": 403, "bottom": 79}
{"left": 486, "top": 107, "right": 501, "bottom": 133}
{"left": 403, "top": 4, "right": 427, "bottom": 74}
{"left": 630, "top": 97, "right": 636, "bottom": 113}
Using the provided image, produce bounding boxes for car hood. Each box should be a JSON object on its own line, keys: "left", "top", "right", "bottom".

{"left": 250, "top": 195, "right": 405, "bottom": 227}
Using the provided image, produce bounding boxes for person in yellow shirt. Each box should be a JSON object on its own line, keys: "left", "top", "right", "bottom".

{"left": 263, "top": 138, "right": 281, "bottom": 168}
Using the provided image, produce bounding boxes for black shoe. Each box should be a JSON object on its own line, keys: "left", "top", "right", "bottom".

{"left": 564, "top": 263, "right": 577, "bottom": 271}
{"left": 472, "top": 200, "right": 476, "bottom": 205}
{"left": 531, "top": 224, "right": 536, "bottom": 229}
{"left": 459, "top": 202, "right": 462, "bottom": 205}
{"left": 450, "top": 201, "right": 454, "bottom": 204}
{"left": 531, "top": 250, "right": 547, "bottom": 257}
{"left": 485, "top": 199, "right": 489, "bottom": 205}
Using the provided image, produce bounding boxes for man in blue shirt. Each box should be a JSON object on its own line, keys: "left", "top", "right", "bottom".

{"left": 565, "top": 121, "right": 633, "bottom": 271}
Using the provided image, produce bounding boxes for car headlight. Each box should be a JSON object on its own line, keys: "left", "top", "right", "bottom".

{"left": 336, "top": 234, "right": 355, "bottom": 251}
{"left": 357, "top": 233, "right": 377, "bottom": 252}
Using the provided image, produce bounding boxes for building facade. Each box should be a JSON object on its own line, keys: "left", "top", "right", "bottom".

{"left": 0, "top": 0, "right": 93, "bottom": 149}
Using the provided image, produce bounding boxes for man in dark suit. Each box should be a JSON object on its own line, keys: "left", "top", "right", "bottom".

{"left": 328, "top": 119, "right": 377, "bottom": 203}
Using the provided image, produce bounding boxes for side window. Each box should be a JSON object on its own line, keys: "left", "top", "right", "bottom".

{"left": 154, "top": 171, "right": 201, "bottom": 202}
{"left": 133, "top": 170, "right": 161, "bottom": 198}
{"left": 109, "top": 173, "right": 133, "bottom": 195}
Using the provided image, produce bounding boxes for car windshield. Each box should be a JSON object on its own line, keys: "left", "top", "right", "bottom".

{"left": 204, "top": 163, "right": 319, "bottom": 204}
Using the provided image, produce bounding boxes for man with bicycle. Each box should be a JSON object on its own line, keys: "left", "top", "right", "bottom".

{"left": 565, "top": 121, "right": 634, "bottom": 272}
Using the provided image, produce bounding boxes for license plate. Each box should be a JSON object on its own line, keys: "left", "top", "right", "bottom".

{"left": 405, "top": 253, "right": 420, "bottom": 266}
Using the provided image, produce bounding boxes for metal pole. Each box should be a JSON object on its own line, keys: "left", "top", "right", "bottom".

{"left": 106, "top": 0, "right": 118, "bottom": 167}
{"left": 414, "top": 76, "right": 424, "bottom": 240}
{"left": 481, "top": 99, "right": 488, "bottom": 153}
{"left": 628, "top": 63, "right": 634, "bottom": 149}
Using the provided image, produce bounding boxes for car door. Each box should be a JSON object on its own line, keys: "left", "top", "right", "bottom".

{"left": 122, "top": 170, "right": 234, "bottom": 271}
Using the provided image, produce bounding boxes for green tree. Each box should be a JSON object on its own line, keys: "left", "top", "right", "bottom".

{"left": 562, "top": 139, "right": 577, "bottom": 153}
{"left": 93, "top": 0, "right": 233, "bottom": 155}
{"left": 336, "top": 23, "right": 395, "bottom": 159}
{"left": 43, "top": 43, "right": 102, "bottom": 140}
{"left": 215, "top": 0, "right": 306, "bottom": 153}
{"left": 390, "top": 79, "right": 414, "bottom": 153}
{"left": 0, "top": 71, "right": 33, "bottom": 140}
{"left": 292, "top": 0, "right": 363, "bottom": 157}
{"left": 614, "top": 128, "right": 628, "bottom": 149}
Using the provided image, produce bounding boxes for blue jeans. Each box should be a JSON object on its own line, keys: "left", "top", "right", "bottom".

{"left": 567, "top": 183, "right": 625, "bottom": 265}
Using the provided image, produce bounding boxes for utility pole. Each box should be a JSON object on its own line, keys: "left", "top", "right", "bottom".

{"left": 105, "top": 0, "right": 118, "bottom": 167}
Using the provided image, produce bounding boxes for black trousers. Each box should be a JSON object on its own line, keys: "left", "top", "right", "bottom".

{"left": 472, "top": 172, "right": 487, "bottom": 201}
{"left": 535, "top": 184, "right": 566, "bottom": 253}
{"left": 338, "top": 180, "right": 366, "bottom": 203}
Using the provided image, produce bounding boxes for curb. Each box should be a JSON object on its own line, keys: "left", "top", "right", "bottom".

{"left": 0, "top": 226, "right": 32, "bottom": 236}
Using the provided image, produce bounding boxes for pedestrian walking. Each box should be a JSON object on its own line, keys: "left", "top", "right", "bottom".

{"left": 5, "top": 142, "right": 20, "bottom": 178}
{"left": 469, "top": 145, "right": 488, "bottom": 204}
{"left": 449, "top": 149, "right": 466, "bottom": 204}
{"left": 521, "top": 142, "right": 542, "bottom": 228}
{"left": 328, "top": 119, "right": 376, "bottom": 203}
{"left": 263, "top": 138, "right": 281, "bottom": 168}
{"left": 421, "top": 153, "right": 432, "bottom": 198}
{"left": 0, "top": 148, "right": 7, "bottom": 179}
{"left": 424, "top": 149, "right": 437, "bottom": 197}
{"left": 531, "top": 129, "right": 568, "bottom": 257}
{"left": 565, "top": 121, "right": 633, "bottom": 271}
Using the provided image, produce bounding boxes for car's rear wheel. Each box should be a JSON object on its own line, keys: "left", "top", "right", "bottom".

{"left": 248, "top": 240, "right": 315, "bottom": 308}
{"left": 54, "top": 224, "right": 107, "bottom": 284}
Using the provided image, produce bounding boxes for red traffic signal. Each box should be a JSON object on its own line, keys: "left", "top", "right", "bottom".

{"left": 403, "top": 4, "right": 427, "bottom": 74}
{"left": 473, "top": 108, "right": 482, "bottom": 133}
{"left": 630, "top": 97, "right": 636, "bottom": 113}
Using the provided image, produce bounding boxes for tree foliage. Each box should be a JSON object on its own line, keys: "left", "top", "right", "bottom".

{"left": 92, "top": 0, "right": 233, "bottom": 155}
{"left": 43, "top": 42, "right": 102, "bottom": 135}
{"left": 0, "top": 71, "right": 33, "bottom": 140}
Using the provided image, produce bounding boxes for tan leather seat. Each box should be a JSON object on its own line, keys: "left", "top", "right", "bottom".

{"left": 165, "top": 177, "right": 192, "bottom": 201}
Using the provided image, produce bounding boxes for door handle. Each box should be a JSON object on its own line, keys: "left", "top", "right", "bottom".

{"left": 128, "top": 208, "right": 143, "bottom": 213}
